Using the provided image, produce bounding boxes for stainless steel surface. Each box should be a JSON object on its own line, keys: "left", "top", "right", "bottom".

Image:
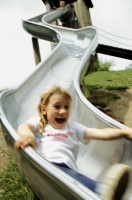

{"left": 0, "top": 6, "right": 132, "bottom": 200}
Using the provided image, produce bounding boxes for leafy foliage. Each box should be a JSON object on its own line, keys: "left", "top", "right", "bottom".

{"left": 91, "top": 58, "right": 115, "bottom": 72}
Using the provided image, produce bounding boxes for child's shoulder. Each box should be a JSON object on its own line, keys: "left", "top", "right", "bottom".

{"left": 68, "top": 121, "right": 80, "bottom": 125}
{"left": 26, "top": 115, "right": 40, "bottom": 124}
{"left": 29, "top": 115, "right": 39, "bottom": 120}
{"left": 67, "top": 121, "right": 80, "bottom": 128}
{"left": 68, "top": 121, "right": 87, "bottom": 130}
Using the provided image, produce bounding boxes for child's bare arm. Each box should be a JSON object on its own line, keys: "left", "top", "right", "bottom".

{"left": 14, "top": 123, "right": 36, "bottom": 150}
{"left": 84, "top": 127, "right": 132, "bottom": 140}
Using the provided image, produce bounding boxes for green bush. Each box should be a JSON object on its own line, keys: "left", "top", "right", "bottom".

{"left": 92, "top": 58, "right": 114, "bottom": 72}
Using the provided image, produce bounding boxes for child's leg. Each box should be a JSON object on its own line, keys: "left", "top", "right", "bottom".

{"left": 99, "top": 163, "right": 131, "bottom": 200}
{"left": 53, "top": 162, "right": 131, "bottom": 200}
{"left": 52, "top": 162, "right": 97, "bottom": 192}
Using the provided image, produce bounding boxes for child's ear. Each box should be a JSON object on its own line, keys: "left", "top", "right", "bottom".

{"left": 40, "top": 105, "right": 46, "bottom": 115}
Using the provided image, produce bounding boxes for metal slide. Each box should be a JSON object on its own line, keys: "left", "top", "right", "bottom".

{"left": 0, "top": 5, "right": 132, "bottom": 200}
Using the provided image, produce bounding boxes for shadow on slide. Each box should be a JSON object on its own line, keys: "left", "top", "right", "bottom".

{"left": 0, "top": 5, "right": 132, "bottom": 200}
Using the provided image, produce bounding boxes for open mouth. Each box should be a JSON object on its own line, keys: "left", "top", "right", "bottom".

{"left": 55, "top": 118, "right": 66, "bottom": 123}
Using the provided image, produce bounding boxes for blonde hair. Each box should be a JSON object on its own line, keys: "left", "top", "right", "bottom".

{"left": 37, "top": 85, "right": 72, "bottom": 134}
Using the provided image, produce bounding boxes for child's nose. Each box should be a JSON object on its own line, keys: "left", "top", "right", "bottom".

{"left": 59, "top": 108, "right": 66, "bottom": 114}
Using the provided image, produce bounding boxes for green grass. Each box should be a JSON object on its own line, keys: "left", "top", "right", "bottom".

{"left": 0, "top": 156, "right": 36, "bottom": 200}
{"left": 84, "top": 69, "right": 132, "bottom": 107}
{"left": 84, "top": 70, "right": 132, "bottom": 90}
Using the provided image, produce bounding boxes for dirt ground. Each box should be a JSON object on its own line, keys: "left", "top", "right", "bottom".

{"left": 98, "top": 88, "right": 132, "bottom": 128}
{"left": 0, "top": 88, "right": 132, "bottom": 168}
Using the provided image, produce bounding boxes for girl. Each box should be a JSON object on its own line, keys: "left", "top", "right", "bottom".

{"left": 15, "top": 85, "right": 132, "bottom": 199}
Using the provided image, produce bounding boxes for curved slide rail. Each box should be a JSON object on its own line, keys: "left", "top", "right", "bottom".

{"left": 0, "top": 6, "right": 132, "bottom": 200}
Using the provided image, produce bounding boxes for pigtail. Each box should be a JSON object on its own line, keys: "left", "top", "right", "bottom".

{"left": 37, "top": 102, "right": 48, "bottom": 135}
{"left": 38, "top": 112, "right": 47, "bottom": 135}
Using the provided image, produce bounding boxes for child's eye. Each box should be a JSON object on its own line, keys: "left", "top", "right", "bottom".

{"left": 54, "top": 105, "right": 60, "bottom": 109}
{"left": 65, "top": 106, "right": 70, "bottom": 110}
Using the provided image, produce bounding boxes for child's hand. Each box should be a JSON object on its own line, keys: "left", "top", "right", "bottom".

{"left": 15, "top": 122, "right": 36, "bottom": 150}
{"left": 14, "top": 134, "right": 36, "bottom": 150}
{"left": 126, "top": 128, "right": 132, "bottom": 138}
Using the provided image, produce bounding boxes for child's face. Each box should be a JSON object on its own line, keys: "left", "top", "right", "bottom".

{"left": 41, "top": 93, "right": 71, "bottom": 129}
